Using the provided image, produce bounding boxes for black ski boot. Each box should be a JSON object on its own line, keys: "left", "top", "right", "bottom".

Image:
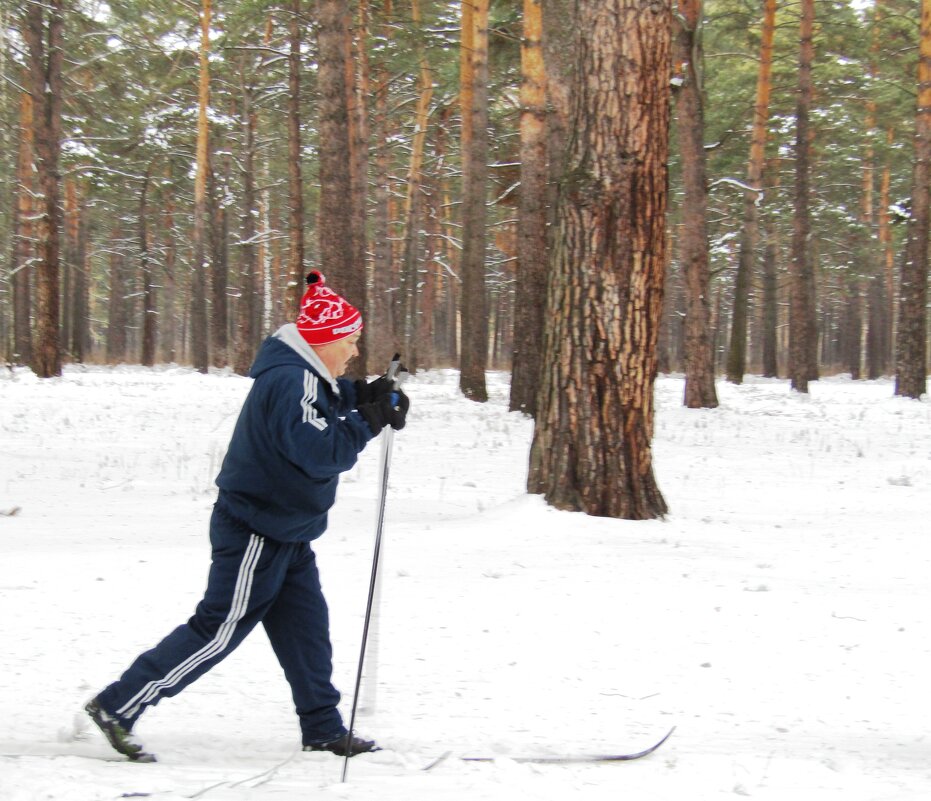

{"left": 302, "top": 732, "right": 380, "bottom": 757}
{"left": 85, "top": 698, "right": 157, "bottom": 763}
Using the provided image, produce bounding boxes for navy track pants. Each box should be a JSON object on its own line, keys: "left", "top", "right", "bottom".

{"left": 96, "top": 503, "right": 345, "bottom": 745}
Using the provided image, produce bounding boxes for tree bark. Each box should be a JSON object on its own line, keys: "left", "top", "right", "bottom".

{"left": 398, "top": 0, "right": 434, "bottom": 370}
{"left": 317, "top": 0, "right": 355, "bottom": 290}
{"left": 528, "top": 0, "right": 671, "bottom": 520}
{"left": 316, "top": 0, "right": 363, "bottom": 370}
{"left": 346, "top": 1, "right": 370, "bottom": 372}
{"left": 895, "top": 0, "right": 931, "bottom": 398}
{"left": 286, "top": 0, "right": 305, "bottom": 314}
{"left": 208, "top": 150, "right": 231, "bottom": 367}
{"left": 510, "top": 0, "right": 548, "bottom": 416}
{"left": 140, "top": 168, "right": 157, "bottom": 366}
{"left": 12, "top": 89, "right": 35, "bottom": 365}
{"left": 106, "top": 224, "right": 128, "bottom": 363}
{"left": 161, "top": 168, "right": 178, "bottom": 363}
{"left": 234, "top": 72, "right": 260, "bottom": 376}
{"left": 369, "top": 0, "right": 396, "bottom": 371}
{"left": 67, "top": 179, "right": 89, "bottom": 363}
{"left": 190, "top": 0, "right": 212, "bottom": 373}
{"left": 674, "top": 0, "right": 718, "bottom": 408}
{"left": 760, "top": 160, "right": 780, "bottom": 377}
{"left": 726, "top": 0, "right": 776, "bottom": 385}
{"left": 23, "top": 0, "right": 64, "bottom": 378}
{"left": 789, "top": 0, "right": 815, "bottom": 393}
{"left": 458, "top": 0, "right": 490, "bottom": 402}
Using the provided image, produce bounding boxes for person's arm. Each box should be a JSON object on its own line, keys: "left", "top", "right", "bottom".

{"left": 271, "top": 369, "right": 376, "bottom": 479}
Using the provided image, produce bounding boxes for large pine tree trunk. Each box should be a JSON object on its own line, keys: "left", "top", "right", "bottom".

{"left": 190, "top": 0, "right": 212, "bottom": 373}
{"left": 528, "top": 0, "right": 671, "bottom": 520}
{"left": 895, "top": 0, "right": 931, "bottom": 398}
{"left": 789, "top": 0, "right": 815, "bottom": 393}
{"left": 458, "top": 0, "right": 490, "bottom": 402}
{"left": 286, "top": 0, "right": 305, "bottom": 314}
{"left": 317, "top": 0, "right": 356, "bottom": 293}
{"left": 510, "top": 0, "right": 548, "bottom": 416}
{"left": 24, "top": 0, "right": 64, "bottom": 378}
{"left": 674, "top": 0, "right": 718, "bottom": 408}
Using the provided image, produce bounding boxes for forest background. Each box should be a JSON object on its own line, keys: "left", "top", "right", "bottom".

{"left": 0, "top": 0, "right": 927, "bottom": 399}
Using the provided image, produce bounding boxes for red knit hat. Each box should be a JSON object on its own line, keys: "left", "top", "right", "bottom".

{"left": 296, "top": 271, "right": 363, "bottom": 346}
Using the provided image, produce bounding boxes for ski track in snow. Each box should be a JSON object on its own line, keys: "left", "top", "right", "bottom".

{"left": 1, "top": 365, "right": 929, "bottom": 800}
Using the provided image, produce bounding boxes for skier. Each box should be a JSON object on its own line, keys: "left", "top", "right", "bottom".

{"left": 85, "top": 271, "right": 409, "bottom": 763}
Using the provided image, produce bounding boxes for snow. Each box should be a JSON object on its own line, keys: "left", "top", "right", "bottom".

{"left": 1, "top": 365, "right": 930, "bottom": 800}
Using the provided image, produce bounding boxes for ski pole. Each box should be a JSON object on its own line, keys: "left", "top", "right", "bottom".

{"left": 342, "top": 354, "right": 404, "bottom": 783}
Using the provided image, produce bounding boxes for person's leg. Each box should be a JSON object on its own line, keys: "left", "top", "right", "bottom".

{"left": 261, "top": 542, "right": 345, "bottom": 745}
{"left": 94, "top": 509, "right": 289, "bottom": 730}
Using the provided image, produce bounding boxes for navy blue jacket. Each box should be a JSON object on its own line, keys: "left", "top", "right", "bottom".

{"left": 215, "top": 327, "right": 376, "bottom": 542}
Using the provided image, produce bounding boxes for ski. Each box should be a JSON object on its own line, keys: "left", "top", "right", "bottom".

{"left": 457, "top": 726, "right": 675, "bottom": 765}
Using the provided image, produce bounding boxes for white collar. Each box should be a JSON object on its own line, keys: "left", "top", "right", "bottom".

{"left": 273, "top": 324, "right": 341, "bottom": 395}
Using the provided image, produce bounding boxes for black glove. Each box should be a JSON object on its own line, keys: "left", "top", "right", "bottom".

{"left": 358, "top": 390, "right": 410, "bottom": 435}
{"left": 353, "top": 375, "right": 393, "bottom": 406}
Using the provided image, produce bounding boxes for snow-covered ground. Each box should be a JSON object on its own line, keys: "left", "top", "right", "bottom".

{"left": 1, "top": 365, "right": 929, "bottom": 801}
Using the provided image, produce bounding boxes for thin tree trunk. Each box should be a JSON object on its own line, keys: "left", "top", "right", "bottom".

{"left": 760, "top": 160, "right": 780, "bottom": 377}
{"left": 369, "top": 0, "right": 395, "bottom": 371}
{"left": 12, "top": 90, "right": 35, "bottom": 365}
{"left": 861, "top": 53, "right": 882, "bottom": 381}
{"left": 727, "top": 0, "right": 776, "bottom": 385}
{"left": 140, "top": 168, "right": 157, "bottom": 366}
{"left": 106, "top": 224, "right": 127, "bottom": 363}
{"left": 234, "top": 73, "right": 259, "bottom": 376}
{"left": 161, "top": 168, "right": 178, "bottom": 363}
{"left": 209, "top": 150, "right": 231, "bottom": 366}
{"left": 843, "top": 274, "right": 862, "bottom": 379}
{"left": 24, "top": 0, "right": 64, "bottom": 377}
{"left": 895, "top": 0, "right": 931, "bottom": 398}
{"left": 510, "top": 0, "right": 548, "bottom": 416}
{"left": 69, "top": 180, "right": 89, "bottom": 363}
{"left": 880, "top": 129, "right": 895, "bottom": 369}
{"left": 458, "top": 0, "right": 490, "bottom": 402}
{"left": 434, "top": 103, "right": 456, "bottom": 362}
{"left": 347, "top": 0, "right": 370, "bottom": 371}
{"left": 398, "top": 0, "right": 434, "bottom": 369}
{"left": 528, "top": 0, "right": 671, "bottom": 520}
{"left": 190, "top": 0, "right": 212, "bottom": 372}
{"left": 789, "top": 0, "right": 814, "bottom": 393}
{"left": 62, "top": 177, "right": 75, "bottom": 356}
{"left": 675, "top": 0, "right": 718, "bottom": 407}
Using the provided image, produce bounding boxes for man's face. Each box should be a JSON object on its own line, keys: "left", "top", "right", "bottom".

{"left": 314, "top": 331, "right": 362, "bottom": 377}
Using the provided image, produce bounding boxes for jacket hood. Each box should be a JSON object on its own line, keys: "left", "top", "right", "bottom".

{"left": 250, "top": 324, "right": 341, "bottom": 394}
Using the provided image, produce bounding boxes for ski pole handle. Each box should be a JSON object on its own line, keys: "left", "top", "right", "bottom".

{"left": 386, "top": 353, "right": 402, "bottom": 386}
{"left": 386, "top": 353, "right": 406, "bottom": 411}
